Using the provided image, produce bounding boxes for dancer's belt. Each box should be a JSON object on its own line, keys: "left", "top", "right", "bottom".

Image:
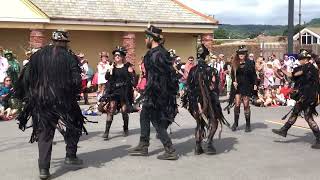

{"left": 115, "top": 82, "right": 127, "bottom": 87}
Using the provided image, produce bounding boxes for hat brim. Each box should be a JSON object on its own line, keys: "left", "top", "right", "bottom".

{"left": 145, "top": 30, "right": 163, "bottom": 40}
{"left": 112, "top": 50, "right": 126, "bottom": 56}
{"left": 4, "top": 52, "right": 13, "bottom": 56}
{"left": 51, "top": 38, "right": 70, "bottom": 42}
{"left": 236, "top": 50, "right": 248, "bottom": 54}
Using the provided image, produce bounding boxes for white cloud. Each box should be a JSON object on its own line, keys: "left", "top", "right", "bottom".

{"left": 178, "top": 0, "right": 320, "bottom": 25}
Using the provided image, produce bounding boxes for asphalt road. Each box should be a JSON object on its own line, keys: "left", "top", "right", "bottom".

{"left": 0, "top": 103, "right": 319, "bottom": 180}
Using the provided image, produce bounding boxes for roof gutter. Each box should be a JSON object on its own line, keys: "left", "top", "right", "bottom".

{"left": 49, "top": 18, "right": 217, "bottom": 29}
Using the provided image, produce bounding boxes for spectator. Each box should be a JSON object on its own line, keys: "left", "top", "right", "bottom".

{"left": 214, "top": 54, "right": 225, "bottom": 74}
{"left": 208, "top": 54, "right": 217, "bottom": 68}
{"left": 183, "top": 56, "right": 195, "bottom": 80}
{"left": 217, "top": 54, "right": 226, "bottom": 94}
{"left": 275, "top": 88, "right": 286, "bottom": 106}
{"left": 255, "top": 56, "right": 265, "bottom": 87}
{"left": 179, "top": 56, "right": 195, "bottom": 96}
{"left": 0, "top": 48, "right": 8, "bottom": 86}
{"left": 97, "top": 51, "right": 111, "bottom": 101}
{"left": 78, "top": 53, "right": 90, "bottom": 104}
{"left": 263, "top": 61, "right": 274, "bottom": 88}
{"left": 249, "top": 53, "right": 255, "bottom": 61}
{"left": 3, "top": 50, "right": 20, "bottom": 88}
{"left": 0, "top": 76, "right": 17, "bottom": 120}
{"left": 0, "top": 76, "right": 13, "bottom": 107}
{"left": 263, "top": 89, "right": 273, "bottom": 107}
{"left": 280, "top": 81, "right": 292, "bottom": 99}
{"left": 224, "top": 56, "right": 233, "bottom": 95}
{"left": 173, "top": 56, "right": 185, "bottom": 78}
{"left": 283, "top": 54, "right": 292, "bottom": 72}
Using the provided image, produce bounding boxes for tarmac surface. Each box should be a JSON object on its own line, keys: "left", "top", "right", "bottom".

{"left": 0, "top": 102, "right": 319, "bottom": 180}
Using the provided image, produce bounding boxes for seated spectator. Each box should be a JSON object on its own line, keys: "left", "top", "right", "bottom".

{"left": 0, "top": 77, "right": 17, "bottom": 120}
{"left": 275, "top": 88, "right": 286, "bottom": 106}
{"left": 280, "top": 82, "right": 292, "bottom": 99}
{"left": 263, "top": 89, "right": 273, "bottom": 107}
{"left": 253, "top": 91, "right": 265, "bottom": 107}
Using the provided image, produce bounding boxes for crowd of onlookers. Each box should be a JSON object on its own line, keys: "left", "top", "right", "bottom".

{"left": 1, "top": 45, "right": 319, "bottom": 120}
{"left": 0, "top": 46, "right": 21, "bottom": 120}
{"left": 174, "top": 52, "right": 320, "bottom": 107}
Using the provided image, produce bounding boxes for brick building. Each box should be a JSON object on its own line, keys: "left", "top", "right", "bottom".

{"left": 0, "top": 0, "right": 218, "bottom": 69}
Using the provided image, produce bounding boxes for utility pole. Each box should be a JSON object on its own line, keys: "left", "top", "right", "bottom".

{"left": 288, "top": 0, "right": 294, "bottom": 54}
{"left": 298, "top": 0, "right": 302, "bottom": 48}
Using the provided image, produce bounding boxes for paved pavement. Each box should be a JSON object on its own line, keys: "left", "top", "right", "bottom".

{"left": 0, "top": 103, "right": 320, "bottom": 180}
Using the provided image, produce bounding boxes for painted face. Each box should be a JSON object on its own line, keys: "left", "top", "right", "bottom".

{"left": 114, "top": 53, "right": 123, "bottom": 63}
{"left": 5, "top": 54, "right": 12, "bottom": 60}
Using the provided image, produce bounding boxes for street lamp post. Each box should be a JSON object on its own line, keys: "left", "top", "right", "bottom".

{"left": 288, "top": 0, "right": 294, "bottom": 54}
{"left": 298, "top": 0, "right": 302, "bottom": 48}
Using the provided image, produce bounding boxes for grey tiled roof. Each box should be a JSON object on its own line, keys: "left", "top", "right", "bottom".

{"left": 308, "top": 27, "right": 320, "bottom": 36}
{"left": 29, "top": 0, "right": 217, "bottom": 24}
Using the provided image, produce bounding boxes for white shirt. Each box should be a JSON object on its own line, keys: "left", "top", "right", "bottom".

{"left": 97, "top": 61, "right": 111, "bottom": 84}
{"left": 0, "top": 56, "right": 9, "bottom": 83}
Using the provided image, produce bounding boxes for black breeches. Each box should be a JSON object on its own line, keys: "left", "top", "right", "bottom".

{"left": 287, "top": 102, "right": 320, "bottom": 136}
{"left": 37, "top": 120, "right": 80, "bottom": 169}
{"left": 140, "top": 107, "right": 172, "bottom": 147}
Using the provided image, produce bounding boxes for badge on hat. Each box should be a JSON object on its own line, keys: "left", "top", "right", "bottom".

{"left": 236, "top": 45, "right": 248, "bottom": 54}
{"left": 52, "top": 29, "right": 70, "bottom": 42}
{"left": 145, "top": 24, "right": 163, "bottom": 40}
{"left": 298, "top": 49, "right": 312, "bottom": 60}
{"left": 112, "top": 46, "right": 127, "bottom": 57}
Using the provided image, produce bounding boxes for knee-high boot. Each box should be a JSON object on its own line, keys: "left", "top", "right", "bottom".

{"left": 245, "top": 111, "right": 251, "bottom": 132}
{"left": 102, "top": 120, "right": 113, "bottom": 140}
{"left": 232, "top": 107, "right": 240, "bottom": 131}
{"left": 122, "top": 113, "right": 129, "bottom": 137}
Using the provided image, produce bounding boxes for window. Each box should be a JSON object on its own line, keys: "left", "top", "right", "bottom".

{"left": 313, "top": 36, "right": 318, "bottom": 44}
{"left": 301, "top": 32, "right": 312, "bottom": 44}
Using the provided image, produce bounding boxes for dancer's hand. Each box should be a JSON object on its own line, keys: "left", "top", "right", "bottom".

{"left": 233, "top": 82, "right": 238, "bottom": 89}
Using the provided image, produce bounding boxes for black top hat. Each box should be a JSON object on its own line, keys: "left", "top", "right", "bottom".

{"left": 112, "top": 46, "right": 127, "bottom": 57}
{"left": 145, "top": 25, "right": 163, "bottom": 41}
{"left": 236, "top": 45, "right": 248, "bottom": 54}
{"left": 52, "top": 30, "right": 70, "bottom": 42}
{"left": 298, "top": 49, "right": 312, "bottom": 60}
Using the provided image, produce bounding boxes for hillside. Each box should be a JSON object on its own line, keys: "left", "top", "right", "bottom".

{"left": 215, "top": 18, "right": 320, "bottom": 39}
{"left": 307, "top": 18, "right": 320, "bottom": 27}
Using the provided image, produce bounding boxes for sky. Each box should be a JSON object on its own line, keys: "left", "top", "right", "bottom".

{"left": 178, "top": 0, "right": 320, "bottom": 25}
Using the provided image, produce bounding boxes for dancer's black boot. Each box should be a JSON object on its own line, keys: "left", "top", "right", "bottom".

{"left": 102, "top": 121, "right": 112, "bottom": 140}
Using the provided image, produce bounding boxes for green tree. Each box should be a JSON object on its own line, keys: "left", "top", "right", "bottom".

{"left": 214, "top": 28, "right": 229, "bottom": 39}
{"left": 283, "top": 25, "right": 305, "bottom": 36}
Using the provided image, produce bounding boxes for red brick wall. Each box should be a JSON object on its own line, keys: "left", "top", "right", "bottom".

{"left": 122, "top": 32, "right": 136, "bottom": 65}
